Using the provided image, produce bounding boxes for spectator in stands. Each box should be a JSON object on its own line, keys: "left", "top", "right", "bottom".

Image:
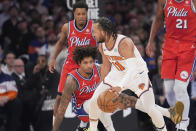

{"left": 0, "top": 1, "right": 10, "bottom": 32}
{"left": 16, "top": 20, "right": 32, "bottom": 56}
{"left": 1, "top": 6, "right": 19, "bottom": 53}
{"left": 0, "top": 59, "right": 22, "bottom": 131}
{"left": 28, "top": 27, "right": 46, "bottom": 63}
{"left": 129, "top": 17, "right": 141, "bottom": 31}
{"left": 33, "top": 55, "right": 59, "bottom": 131}
{"left": 45, "top": 17, "right": 55, "bottom": 34}
{"left": 151, "top": 55, "right": 167, "bottom": 106}
{"left": 38, "top": 31, "right": 57, "bottom": 64}
{"left": 0, "top": 44, "right": 3, "bottom": 62}
{"left": 135, "top": 43, "right": 145, "bottom": 58}
{"left": 131, "top": 35, "right": 142, "bottom": 46}
{"left": 12, "top": 59, "right": 25, "bottom": 97}
{"left": 1, "top": 52, "right": 15, "bottom": 75}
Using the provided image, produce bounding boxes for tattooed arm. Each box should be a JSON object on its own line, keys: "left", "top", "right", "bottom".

{"left": 52, "top": 75, "right": 78, "bottom": 131}
{"left": 114, "top": 93, "right": 138, "bottom": 109}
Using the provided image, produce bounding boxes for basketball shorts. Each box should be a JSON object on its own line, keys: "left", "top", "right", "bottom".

{"left": 103, "top": 70, "right": 151, "bottom": 97}
{"left": 72, "top": 94, "right": 89, "bottom": 122}
{"left": 161, "top": 39, "right": 196, "bottom": 82}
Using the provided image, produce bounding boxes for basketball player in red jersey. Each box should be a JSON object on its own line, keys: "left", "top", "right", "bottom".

{"left": 52, "top": 46, "right": 114, "bottom": 131}
{"left": 48, "top": 1, "right": 97, "bottom": 119}
{"left": 146, "top": 0, "right": 196, "bottom": 130}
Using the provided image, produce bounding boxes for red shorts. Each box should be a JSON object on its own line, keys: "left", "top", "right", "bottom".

{"left": 161, "top": 39, "right": 196, "bottom": 82}
{"left": 58, "top": 62, "right": 79, "bottom": 94}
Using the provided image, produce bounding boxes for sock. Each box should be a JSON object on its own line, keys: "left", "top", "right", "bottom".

{"left": 174, "top": 79, "right": 190, "bottom": 129}
{"left": 79, "top": 121, "right": 88, "bottom": 128}
{"left": 164, "top": 79, "right": 176, "bottom": 106}
{"left": 89, "top": 120, "right": 98, "bottom": 131}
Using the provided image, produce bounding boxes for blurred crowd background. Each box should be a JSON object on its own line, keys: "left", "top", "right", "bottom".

{"left": 0, "top": 0, "right": 195, "bottom": 131}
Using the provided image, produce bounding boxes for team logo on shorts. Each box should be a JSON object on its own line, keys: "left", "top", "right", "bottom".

{"left": 180, "top": 71, "right": 189, "bottom": 79}
{"left": 138, "top": 83, "right": 145, "bottom": 90}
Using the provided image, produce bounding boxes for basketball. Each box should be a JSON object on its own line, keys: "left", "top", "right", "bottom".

{"left": 97, "top": 90, "right": 119, "bottom": 113}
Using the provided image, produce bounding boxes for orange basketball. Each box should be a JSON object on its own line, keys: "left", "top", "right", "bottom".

{"left": 97, "top": 90, "right": 119, "bottom": 113}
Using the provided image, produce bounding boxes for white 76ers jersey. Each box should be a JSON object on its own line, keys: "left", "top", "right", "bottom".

{"left": 102, "top": 34, "right": 149, "bottom": 88}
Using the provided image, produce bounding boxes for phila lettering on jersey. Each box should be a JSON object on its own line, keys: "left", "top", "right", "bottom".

{"left": 68, "top": 64, "right": 100, "bottom": 108}
{"left": 66, "top": 19, "right": 97, "bottom": 63}
{"left": 164, "top": 0, "right": 196, "bottom": 42}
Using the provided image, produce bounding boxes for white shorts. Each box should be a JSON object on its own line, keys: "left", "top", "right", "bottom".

{"left": 103, "top": 70, "right": 151, "bottom": 97}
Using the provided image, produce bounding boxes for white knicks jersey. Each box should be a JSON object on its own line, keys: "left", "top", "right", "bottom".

{"left": 102, "top": 34, "right": 148, "bottom": 87}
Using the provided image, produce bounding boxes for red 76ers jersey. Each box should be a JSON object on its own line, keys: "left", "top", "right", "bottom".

{"left": 164, "top": 0, "right": 196, "bottom": 42}
{"left": 66, "top": 20, "right": 97, "bottom": 64}
{"left": 68, "top": 65, "right": 100, "bottom": 108}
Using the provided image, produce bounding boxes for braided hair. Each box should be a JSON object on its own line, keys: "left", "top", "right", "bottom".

{"left": 94, "top": 17, "right": 117, "bottom": 40}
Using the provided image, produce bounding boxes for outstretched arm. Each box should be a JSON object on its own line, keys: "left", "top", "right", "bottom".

{"left": 49, "top": 23, "right": 69, "bottom": 73}
{"left": 52, "top": 75, "right": 78, "bottom": 131}
{"left": 146, "top": 0, "right": 165, "bottom": 57}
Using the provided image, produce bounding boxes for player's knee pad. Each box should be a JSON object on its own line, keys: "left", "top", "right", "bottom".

{"left": 173, "top": 80, "right": 189, "bottom": 100}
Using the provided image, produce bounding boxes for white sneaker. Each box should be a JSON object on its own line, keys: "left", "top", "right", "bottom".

{"left": 176, "top": 118, "right": 189, "bottom": 131}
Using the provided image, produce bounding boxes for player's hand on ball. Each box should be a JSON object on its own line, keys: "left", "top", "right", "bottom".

{"left": 109, "top": 86, "right": 122, "bottom": 95}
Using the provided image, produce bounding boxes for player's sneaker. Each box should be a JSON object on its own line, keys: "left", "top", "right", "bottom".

{"left": 169, "top": 101, "right": 184, "bottom": 124}
{"left": 176, "top": 118, "right": 189, "bottom": 131}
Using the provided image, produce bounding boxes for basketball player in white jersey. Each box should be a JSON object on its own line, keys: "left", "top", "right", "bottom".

{"left": 88, "top": 17, "right": 184, "bottom": 131}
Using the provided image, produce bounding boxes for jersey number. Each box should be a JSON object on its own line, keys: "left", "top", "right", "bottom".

{"left": 176, "top": 19, "right": 187, "bottom": 29}
{"left": 112, "top": 61, "right": 125, "bottom": 71}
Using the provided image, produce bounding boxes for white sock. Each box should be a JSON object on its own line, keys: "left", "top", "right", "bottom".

{"left": 79, "top": 121, "right": 88, "bottom": 128}
{"left": 164, "top": 79, "right": 176, "bottom": 106}
{"left": 89, "top": 120, "right": 98, "bottom": 131}
{"left": 174, "top": 79, "right": 190, "bottom": 129}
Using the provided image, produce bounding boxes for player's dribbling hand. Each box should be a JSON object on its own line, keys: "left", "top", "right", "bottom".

{"left": 109, "top": 86, "right": 122, "bottom": 96}
{"left": 49, "top": 59, "right": 56, "bottom": 73}
{"left": 146, "top": 41, "right": 155, "bottom": 57}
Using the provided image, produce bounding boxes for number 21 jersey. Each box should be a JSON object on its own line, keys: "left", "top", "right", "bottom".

{"left": 164, "top": 0, "right": 196, "bottom": 42}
